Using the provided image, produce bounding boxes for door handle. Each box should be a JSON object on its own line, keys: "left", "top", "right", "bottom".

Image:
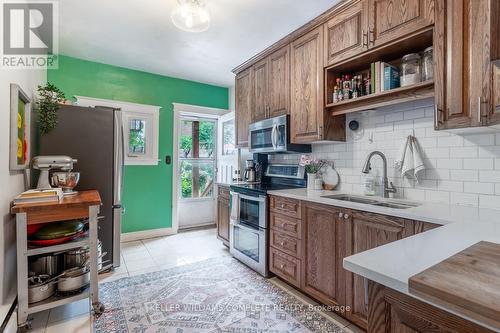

{"left": 271, "top": 124, "right": 278, "bottom": 149}
{"left": 362, "top": 30, "right": 368, "bottom": 48}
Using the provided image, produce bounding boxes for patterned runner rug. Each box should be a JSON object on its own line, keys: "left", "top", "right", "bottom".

{"left": 95, "top": 257, "right": 347, "bottom": 332}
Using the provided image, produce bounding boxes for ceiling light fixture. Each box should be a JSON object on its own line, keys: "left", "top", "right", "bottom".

{"left": 171, "top": 0, "right": 210, "bottom": 33}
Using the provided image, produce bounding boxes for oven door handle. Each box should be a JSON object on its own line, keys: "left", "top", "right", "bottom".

{"left": 237, "top": 193, "right": 267, "bottom": 203}
{"left": 231, "top": 220, "right": 265, "bottom": 233}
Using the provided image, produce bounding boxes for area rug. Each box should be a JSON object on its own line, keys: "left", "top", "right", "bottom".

{"left": 95, "top": 257, "right": 347, "bottom": 333}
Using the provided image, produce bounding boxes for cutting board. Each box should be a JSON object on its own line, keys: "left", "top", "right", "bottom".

{"left": 409, "top": 241, "right": 500, "bottom": 330}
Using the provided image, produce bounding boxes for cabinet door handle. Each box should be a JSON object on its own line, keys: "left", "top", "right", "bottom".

{"left": 344, "top": 213, "right": 350, "bottom": 219}
{"left": 369, "top": 29, "right": 375, "bottom": 45}
{"left": 338, "top": 212, "right": 343, "bottom": 218}
{"left": 280, "top": 241, "right": 285, "bottom": 246}
{"left": 280, "top": 203, "right": 285, "bottom": 209}
{"left": 280, "top": 264, "right": 285, "bottom": 269}
{"left": 478, "top": 97, "right": 482, "bottom": 124}
{"left": 362, "top": 30, "right": 368, "bottom": 48}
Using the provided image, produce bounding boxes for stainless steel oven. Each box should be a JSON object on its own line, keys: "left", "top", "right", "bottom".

{"left": 248, "top": 115, "right": 311, "bottom": 154}
{"left": 229, "top": 191, "right": 269, "bottom": 276}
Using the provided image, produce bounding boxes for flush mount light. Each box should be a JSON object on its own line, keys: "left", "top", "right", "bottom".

{"left": 171, "top": 0, "right": 210, "bottom": 33}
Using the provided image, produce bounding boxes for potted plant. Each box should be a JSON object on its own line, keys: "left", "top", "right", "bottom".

{"left": 36, "top": 83, "right": 66, "bottom": 135}
{"left": 300, "top": 155, "right": 325, "bottom": 190}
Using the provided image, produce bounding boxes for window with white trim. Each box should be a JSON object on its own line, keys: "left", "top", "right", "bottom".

{"left": 74, "top": 96, "right": 160, "bottom": 166}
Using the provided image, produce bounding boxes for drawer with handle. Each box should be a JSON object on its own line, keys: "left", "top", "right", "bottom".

{"left": 270, "top": 229, "right": 301, "bottom": 258}
{"left": 270, "top": 196, "right": 301, "bottom": 219}
{"left": 269, "top": 247, "right": 301, "bottom": 288}
{"left": 270, "top": 212, "right": 302, "bottom": 239}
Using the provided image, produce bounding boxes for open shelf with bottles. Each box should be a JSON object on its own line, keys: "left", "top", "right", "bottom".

{"left": 325, "top": 28, "right": 434, "bottom": 114}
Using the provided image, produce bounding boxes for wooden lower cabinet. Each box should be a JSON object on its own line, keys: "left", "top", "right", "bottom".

{"left": 368, "top": 281, "right": 495, "bottom": 333}
{"left": 301, "top": 202, "right": 346, "bottom": 306}
{"left": 268, "top": 196, "right": 442, "bottom": 331}
{"left": 344, "top": 210, "right": 415, "bottom": 329}
{"left": 216, "top": 185, "right": 230, "bottom": 246}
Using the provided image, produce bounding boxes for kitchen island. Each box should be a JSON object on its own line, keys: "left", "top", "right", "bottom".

{"left": 268, "top": 188, "right": 500, "bottom": 332}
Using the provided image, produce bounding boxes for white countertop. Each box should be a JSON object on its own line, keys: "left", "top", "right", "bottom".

{"left": 267, "top": 188, "right": 500, "bottom": 331}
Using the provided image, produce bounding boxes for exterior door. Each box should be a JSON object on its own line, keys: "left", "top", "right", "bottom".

{"left": 324, "top": 0, "right": 369, "bottom": 66}
{"left": 268, "top": 45, "right": 290, "bottom": 118}
{"left": 252, "top": 59, "right": 269, "bottom": 122}
{"left": 177, "top": 117, "right": 217, "bottom": 229}
{"left": 235, "top": 68, "right": 252, "bottom": 147}
{"left": 368, "top": 0, "right": 434, "bottom": 47}
{"left": 290, "top": 26, "right": 324, "bottom": 143}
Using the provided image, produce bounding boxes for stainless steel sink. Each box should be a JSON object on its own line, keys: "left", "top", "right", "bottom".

{"left": 372, "top": 202, "right": 419, "bottom": 209}
{"left": 320, "top": 194, "right": 420, "bottom": 209}
{"left": 320, "top": 194, "right": 380, "bottom": 205}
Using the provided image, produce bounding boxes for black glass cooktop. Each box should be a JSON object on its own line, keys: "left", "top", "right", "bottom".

{"left": 230, "top": 182, "right": 305, "bottom": 195}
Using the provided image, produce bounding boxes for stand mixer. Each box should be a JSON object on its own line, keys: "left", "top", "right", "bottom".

{"left": 32, "top": 156, "right": 78, "bottom": 191}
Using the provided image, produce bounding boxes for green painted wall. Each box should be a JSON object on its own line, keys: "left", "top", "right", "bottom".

{"left": 48, "top": 55, "right": 229, "bottom": 233}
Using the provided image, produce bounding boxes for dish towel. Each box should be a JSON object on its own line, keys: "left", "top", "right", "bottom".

{"left": 395, "top": 135, "right": 426, "bottom": 182}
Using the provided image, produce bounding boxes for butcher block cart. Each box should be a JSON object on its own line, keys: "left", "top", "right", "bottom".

{"left": 11, "top": 190, "right": 104, "bottom": 329}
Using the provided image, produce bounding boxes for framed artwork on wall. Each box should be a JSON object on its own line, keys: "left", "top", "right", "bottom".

{"left": 9, "top": 83, "right": 32, "bottom": 171}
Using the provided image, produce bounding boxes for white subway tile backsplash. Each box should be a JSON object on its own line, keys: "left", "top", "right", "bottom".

{"left": 463, "top": 182, "right": 495, "bottom": 195}
{"left": 404, "top": 108, "right": 426, "bottom": 120}
{"left": 463, "top": 159, "right": 494, "bottom": 170}
{"left": 425, "top": 190, "right": 450, "bottom": 203}
{"left": 436, "top": 159, "right": 463, "bottom": 170}
{"left": 437, "top": 180, "right": 463, "bottom": 192}
{"left": 438, "top": 136, "right": 464, "bottom": 147}
{"left": 450, "top": 170, "right": 479, "bottom": 181}
{"left": 271, "top": 105, "right": 500, "bottom": 208}
{"left": 463, "top": 134, "right": 495, "bottom": 146}
{"left": 450, "top": 147, "right": 478, "bottom": 158}
{"left": 450, "top": 192, "right": 479, "bottom": 206}
{"left": 479, "top": 171, "right": 500, "bottom": 183}
{"left": 479, "top": 195, "right": 500, "bottom": 209}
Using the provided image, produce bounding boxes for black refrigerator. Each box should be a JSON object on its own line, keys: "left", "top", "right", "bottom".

{"left": 39, "top": 105, "right": 124, "bottom": 269}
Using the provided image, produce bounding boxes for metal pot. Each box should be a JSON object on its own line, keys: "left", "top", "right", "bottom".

{"left": 57, "top": 267, "right": 90, "bottom": 293}
{"left": 63, "top": 240, "right": 103, "bottom": 270}
{"left": 28, "top": 275, "right": 56, "bottom": 304}
{"left": 29, "top": 253, "right": 63, "bottom": 276}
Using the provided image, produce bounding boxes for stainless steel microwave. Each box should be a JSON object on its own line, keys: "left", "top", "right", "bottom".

{"left": 248, "top": 115, "right": 311, "bottom": 153}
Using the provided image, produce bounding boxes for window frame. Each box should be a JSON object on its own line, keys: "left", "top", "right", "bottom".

{"left": 75, "top": 95, "right": 160, "bottom": 166}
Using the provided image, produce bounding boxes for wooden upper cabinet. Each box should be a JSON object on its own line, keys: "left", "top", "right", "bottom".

{"left": 434, "top": 0, "right": 500, "bottom": 130}
{"left": 324, "top": 0, "right": 369, "bottom": 66}
{"left": 252, "top": 58, "right": 268, "bottom": 123}
{"left": 268, "top": 45, "right": 290, "bottom": 118}
{"left": 301, "top": 201, "right": 344, "bottom": 306}
{"left": 344, "top": 210, "right": 414, "bottom": 329}
{"left": 235, "top": 68, "right": 252, "bottom": 147}
{"left": 290, "top": 27, "right": 324, "bottom": 143}
{"left": 493, "top": 61, "right": 500, "bottom": 124}
{"left": 368, "top": 0, "right": 434, "bottom": 47}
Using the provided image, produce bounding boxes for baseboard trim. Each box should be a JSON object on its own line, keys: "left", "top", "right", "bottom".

{"left": 121, "top": 227, "right": 176, "bottom": 242}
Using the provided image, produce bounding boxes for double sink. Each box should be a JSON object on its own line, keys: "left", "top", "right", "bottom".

{"left": 321, "top": 194, "right": 421, "bottom": 209}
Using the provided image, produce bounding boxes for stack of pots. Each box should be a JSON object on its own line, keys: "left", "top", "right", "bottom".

{"left": 28, "top": 240, "right": 102, "bottom": 303}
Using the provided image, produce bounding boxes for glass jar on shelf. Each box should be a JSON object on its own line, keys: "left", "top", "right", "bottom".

{"left": 422, "top": 46, "right": 433, "bottom": 81}
{"left": 400, "top": 53, "right": 421, "bottom": 87}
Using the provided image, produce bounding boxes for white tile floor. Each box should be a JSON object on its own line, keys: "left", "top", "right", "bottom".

{"left": 25, "top": 228, "right": 364, "bottom": 333}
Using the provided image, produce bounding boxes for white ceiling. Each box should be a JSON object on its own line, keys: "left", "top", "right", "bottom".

{"left": 59, "top": 0, "right": 340, "bottom": 87}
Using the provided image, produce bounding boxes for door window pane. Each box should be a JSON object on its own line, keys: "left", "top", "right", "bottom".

{"left": 180, "top": 160, "right": 214, "bottom": 199}
{"left": 180, "top": 120, "right": 215, "bottom": 158}
{"left": 129, "top": 119, "right": 146, "bottom": 155}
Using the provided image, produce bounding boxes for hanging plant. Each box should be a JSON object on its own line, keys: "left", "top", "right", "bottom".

{"left": 36, "top": 83, "right": 66, "bottom": 134}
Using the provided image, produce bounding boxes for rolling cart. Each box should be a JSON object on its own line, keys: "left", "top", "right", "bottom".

{"left": 11, "top": 190, "right": 104, "bottom": 329}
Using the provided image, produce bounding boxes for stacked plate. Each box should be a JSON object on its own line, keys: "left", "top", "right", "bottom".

{"left": 29, "top": 220, "right": 85, "bottom": 246}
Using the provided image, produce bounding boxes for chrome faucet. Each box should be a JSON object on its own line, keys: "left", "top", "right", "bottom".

{"left": 362, "top": 151, "right": 397, "bottom": 198}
